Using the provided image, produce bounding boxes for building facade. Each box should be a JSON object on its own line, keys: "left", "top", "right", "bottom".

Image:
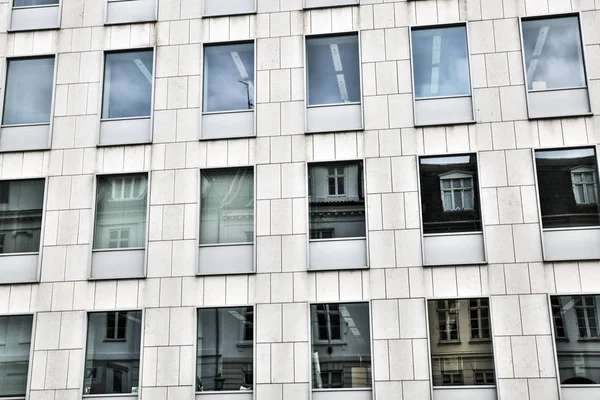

{"left": 0, "top": 0, "right": 600, "bottom": 400}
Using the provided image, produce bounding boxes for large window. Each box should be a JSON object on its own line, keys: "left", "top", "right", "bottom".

{"left": 0, "top": 315, "right": 33, "bottom": 398}
{"left": 411, "top": 25, "right": 471, "bottom": 99}
{"left": 0, "top": 179, "right": 44, "bottom": 254}
{"left": 428, "top": 298, "right": 495, "bottom": 387}
{"left": 306, "top": 34, "right": 360, "bottom": 106}
{"left": 552, "top": 295, "right": 600, "bottom": 385}
{"left": 102, "top": 50, "right": 153, "bottom": 119}
{"left": 203, "top": 42, "right": 254, "bottom": 113}
{"left": 200, "top": 168, "right": 254, "bottom": 245}
{"left": 3, "top": 57, "right": 54, "bottom": 126}
{"left": 535, "top": 148, "right": 600, "bottom": 228}
{"left": 420, "top": 154, "right": 481, "bottom": 234}
{"left": 84, "top": 311, "right": 142, "bottom": 395}
{"left": 310, "top": 303, "right": 371, "bottom": 390}
{"left": 521, "top": 16, "right": 586, "bottom": 91}
{"left": 93, "top": 174, "right": 148, "bottom": 250}
{"left": 196, "top": 307, "right": 254, "bottom": 392}
{"left": 308, "top": 161, "right": 365, "bottom": 240}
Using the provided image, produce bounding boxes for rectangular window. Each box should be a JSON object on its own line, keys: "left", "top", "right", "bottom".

{"left": 196, "top": 307, "right": 254, "bottom": 392}
{"left": 203, "top": 42, "right": 254, "bottom": 113}
{"left": 411, "top": 26, "right": 471, "bottom": 99}
{"left": 200, "top": 168, "right": 254, "bottom": 245}
{"left": 428, "top": 298, "right": 495, "bottom": 387}
{"left": 306, "top": 34, "right": 360, "bottom": 106}
{"left": 0, "top": 315, "right": 33, "bottom": 398}
{"left": 102, "top": 50, "right": 153, "bottom": 120}
{"left": 420, "top": 154, "right": 481, "bottom": 234}
{"left": 535, "top": 148, "right": 600, "bottom": 229}
{"left": 3, "top": 57, "right": 54, "bottom": 126}
{"left": 93, "top": 174, "right": 148, "bottom": 250}
{"left": 13, "top": 0, "right": 58, "bottom": 5}
{"left": 0, "top": 179, "right": 44, "bottom": 254}
{"left": 552, "top": 295, "right": 600, "bottom": 385}
{"left": 310, "top": 302, "right": 371, "bottom": 390}
{"left": 308, "top": 161, "right": 365, "bottom": 240}
{"left": 84, "top": 311, "right": 142, "bottom": 395}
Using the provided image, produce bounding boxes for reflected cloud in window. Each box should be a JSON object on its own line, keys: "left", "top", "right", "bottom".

{"left": 0, "top": 179, "right": 44, "bottom": 254}
{"left": 522, "top": 16, "right": 586, "bottom": 91}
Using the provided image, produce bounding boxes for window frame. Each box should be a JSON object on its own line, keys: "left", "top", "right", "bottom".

{"left": 8, "top": 0, "right": 61, "bottom": 32}
{"left": 570, "top": 166, "right": 598, "bottom": 205}
{"left": 439, "top": 171, "right": 475, "bottom": 212}
{"left": 103, "top": 0, "right": 157, "bottom": 25}
{"left": 202, "top": 0, "right": 256, "bottom": 17}
{"left": 518, "top": 12, "right": 593, "bottom": 119}
{"left": 468, "top": 298, "right": 490, "bottom": 341}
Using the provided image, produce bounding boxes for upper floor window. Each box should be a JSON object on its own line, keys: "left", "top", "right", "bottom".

{"left": 440, "top": 171, "right": 474, "bottom": 211}
{"left": 0, "top": 179, "right": 44, "bottom": 254}
{"left": 551, "top": 297, "right": 567, "bottom": 339}
{"left": 0, "top": 315, "right": 33, "bottom": 398}
{"left": 575, "top": 296, "right": 599, "bottom": 339}
{"left": 535, "top": 148, "right": 600, "bottom": 229}
{"left": 3, "top": 57, "right": 54, "bottom": 126}
{"left": 105, "top": 311, "right": 128, "bottom": 340}
{"left": 203, "top": 42, "right": 254, "bottom": 113}
{"left": 315, "top": 304, "right": 342, "bottom": 341}
{"left": 102, "top": 50, "right": 153, "bottom": 120}
{"left": 306, "top": 34, "right": 360, "bottom": 106}
{"left": 469, "top": 298, "right": 490, "bottom": 340}
{"left": 327, "top": 167, "right": 345, "bottom": 196}
{"left": 110, "top": 176, "right": 146, "bottom": 201}
{"left": 437, "top": 300, "right": 459, "bottom": 342}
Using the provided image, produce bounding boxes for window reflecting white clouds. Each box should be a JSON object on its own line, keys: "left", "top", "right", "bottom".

{"left": 3, "top": 57, "right": 54, "bottom": 125}
{"left": 306, "top": 34, "right": 361, "bottom": 106}
{"left": 102, "top": 50, "right": 153, "bottom": 119}
{"left": 411, "top": 26, "right": 471, "bottom": 99}
{"left": 522, "top": 16, "right": 586, "bottom": 91}
{"left": 203, "top": 42, "right": 254, "bottom": 113}
{"left": 0, "top": 179, "right": 44, "bottom": 254}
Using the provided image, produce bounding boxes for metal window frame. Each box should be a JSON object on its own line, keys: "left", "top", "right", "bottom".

{"left": 7, "top": 0, "right": 61, "bottom": 32}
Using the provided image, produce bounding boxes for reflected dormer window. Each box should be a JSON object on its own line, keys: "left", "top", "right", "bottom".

{"left": 570, "top": 166, "right": 598, "bottom": 205}
{"left": 439, "top": 171, "right": 474, "bottom": 211}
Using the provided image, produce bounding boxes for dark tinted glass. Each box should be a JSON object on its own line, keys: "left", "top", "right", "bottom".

{"left": 0, "top": 315, "right": 33, "bottom": 397}
{"left": 0, "top": 179, "right": 44, "bottom": 254}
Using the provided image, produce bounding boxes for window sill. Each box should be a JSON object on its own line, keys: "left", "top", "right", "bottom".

{"left": 103, "top": 338, "right": 127, "bottom": 342}
{"left": 202, "top": 11, "right": 257, "bottom": 18}
{"left": 104, "top": 19, "right": 157, "bottom": 26}
{"left": 313, "top": 340, "right": 348, "bottom": 346}
{"left": 437, "top": 340, "right": 462, "bottom": 345}
{"left": 468, "top": 339, "right": 491, "bottom": 344}
{"left": 577, "top": 338, "right": 600, "bottom": 342}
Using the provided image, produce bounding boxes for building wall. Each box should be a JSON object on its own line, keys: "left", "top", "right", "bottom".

{"left": 0, "top": 0, "right": 599, "bottom": 399}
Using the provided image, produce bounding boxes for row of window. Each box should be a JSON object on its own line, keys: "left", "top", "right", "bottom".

{"left": 3, "top": 13, "right": 591, "bottom": 149}
{"left": 1, "top": 295, "right": 598, "bottom": 397}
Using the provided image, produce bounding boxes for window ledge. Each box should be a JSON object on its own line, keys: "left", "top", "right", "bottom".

{"left": 313, "top": 340, "right": 348, "bottom": 346}
{"left": 104, "top": 19, "right": 157, "bottom": 26}
{"left": 577, "top": 338, "right": 600, "bottom": 342}
{"left": 437, "top": 340, "right": 462, "bottom": 345}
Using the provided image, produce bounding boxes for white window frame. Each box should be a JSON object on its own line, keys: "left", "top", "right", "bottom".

{"left": 441, "top": 371, "right": 463, "bottom": 386}
{"left": 551, "top": 297, "right": 567, "bottom": 339}
{"left": 110, "top": 176, "right": 146, "bottom": 201}
{"left": 570, "top": 166, "right": 598, "bottom": 205}
{"left": 315, "top": 304, "right": 342, "bottom": 342}
{"left": 327, "top": 167, "right": 345, "bottom": 196}
{"left": 437, "top": 300, "right": 460, "bottom": 343}
{"left": 105, "top": 311, "right": 127, "bottom": 341}
{"left": 468, "top": 298, "right": 490, "bottom": 340}
{"left": 574, "top": 296, "right": 599, "bottom": 339}
{"left": 439, "top": 171, "right": 475, "bottom": 211}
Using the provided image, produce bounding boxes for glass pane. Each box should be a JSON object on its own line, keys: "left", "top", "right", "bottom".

{"left": 102, "top": 50, "right": 153, "bottom": 119}
{"left": 84, "top": 311, "right": 142, "bottom": 395}
{"left": 0, "top": 179, "right": 44, "bottom": 254}
{"left": 309, "top": 161, "right": 365, "bottom": 239}
{"left": 573, "top": 174, "right": 583, "bottom": 183}
{"left": 93, "top": 174, "right": 148, "bottom": 249}
{"left": 3, "top": 57, "right": 54, "bottom": 125}
{"left": 200, "top": 168, "right": 254, "bottom": 245}
{"left": 522, "top": 16, "right": 585, "bottom": 90}
{"left": 421, "top": 154, "right": 481, "bottom": 234}
{"left": 197, "top": 307, "right": 254, "bottom": 392}
{"left": 306, "top": 34, "right": 361, "bottom": 106}
{"left": 13, "top": 0, "right": 58, "bottom": 6}
{"left": 588, "top": 185, "right": 598, "bottom": 204}
{"left": 535, "top": 148, "right": 600, "bottom": 228}
{"left": 310, "top": 303, "right": 371, "bottom": 389}
{"left": 204, "top": 42, "right": 254, "bottom": 112}
{"left": 0, "top": 315, "right": 33, "bottom": 397}
{"left": 411, "top": 26, "right": 471, "bottom": 98}
{"left": 428, "top": 298, "right": 494, "bottom": 387}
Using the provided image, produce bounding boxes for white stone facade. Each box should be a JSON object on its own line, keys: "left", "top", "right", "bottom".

{"left": 0, "top": 0, "right": 599, "bottom": 399}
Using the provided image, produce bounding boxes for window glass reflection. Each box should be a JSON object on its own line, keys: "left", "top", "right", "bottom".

{"left": 93, "top": 174, "right": 148, "bottom": 250}
{"left": 196, "top": 307, "right": 254, "bottom": 392}
{"left": 428, "top": 298, "right": 495, "bottom": 387}
{"left": 13, "top": 0, "right": 58, "bottom": 7}
{"left": 204, "top": 42, "right": 254, "bottom": 113}
{"left": 84, "top": 311, "right": 142, "bottom": 395}
{"left": 522, "top": 16, "right": 586, "bottom": 91}
{"left": 552, "top": 295, "right": 600, "bottom": 385}
{"left": 309, "top": 161, "right": 365, "bottom": 240}
{"left": 535, "top": 148, "right": 600, "bottom": 229}
{"left": 3, "top": 57, "right": 54, "bottom": 125}
{"left": 306, "top": 34, "right": 361, "bottom": 106}
{"left": 200, "top": 168, "right": 254, "bottom": 245}
{"left": 102, "top": 50, "right": 153, "bottom": 119}
{"left": 0, "top": 315, "right": 33, "bottom": 397}
{"left": 310, "top": 303, "right": 371, "bottom": 389}
{"left": 411, "top": 26, "right": 471, "bottom": 98}
{"left": 0, "top": 179, "right": 44, "bottom": 254}
{"left": 420, "top": 154, "right": 481, "bottom": 234}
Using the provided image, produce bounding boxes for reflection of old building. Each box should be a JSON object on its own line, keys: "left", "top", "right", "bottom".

{"left": 309, "top": 162, "right": 365, "bottom": 239}
{"left": 427, "top": 299, "right": 494, "bottom": 386}
{"left": 0, "top": 180, "right": 44, "bottom": 254}
{"left": 84, "top": 311, "right": 142, "bottom": 394}
{"left": 0, "top": 316, "right": 32, "bottom": 397}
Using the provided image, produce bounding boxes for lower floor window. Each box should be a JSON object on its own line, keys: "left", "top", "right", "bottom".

{"left": 0, "top": 315, "right": 33, "bottom": 398}
{"left": 474, "top": 370, "right": 495, "bottom": 385}
{"left": 442, "top": 371, "right": 463, "bottom": 385}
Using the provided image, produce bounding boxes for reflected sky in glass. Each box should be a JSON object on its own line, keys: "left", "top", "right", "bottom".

{"left": 306, "top": 34, "right": 360, "bottom": 106}
{"left": 102, "top": 50, "right": 153, "bottom": 119}
{"left": 411, "top": 26, "right": 470, "bottom": 99}
{"left": 522, "top": 16, "right": 585, "bottom": 90}
{"left": 204, "top": 42, "right": 254, "bottom": 113}
{"left": 3, "top": 57, "right": 54, "bottom": 125}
